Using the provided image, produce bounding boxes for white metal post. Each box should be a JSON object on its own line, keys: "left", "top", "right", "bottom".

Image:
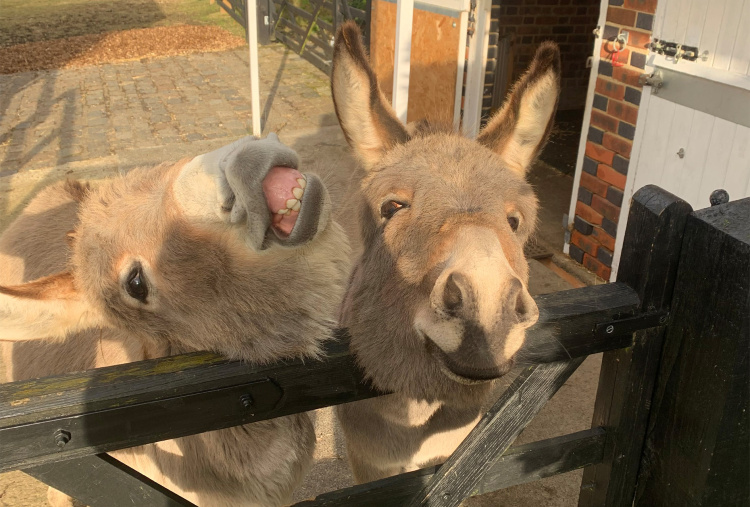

{"left": 392, "top": 0, "right": 414, "bottom": 123}
{"left": 247, "top": 0, "right": 262, "bottom": 136}
{"left": 462, "top": 0, "right": 491, "bottom": 138}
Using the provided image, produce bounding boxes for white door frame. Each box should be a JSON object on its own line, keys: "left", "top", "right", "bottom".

{"left": 563, "top": 0, "right": 610, "bottom": 259}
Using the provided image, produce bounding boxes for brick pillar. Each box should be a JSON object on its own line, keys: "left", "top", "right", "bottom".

{"left": 569, "top": 0, "right": 656, "bottom": 280}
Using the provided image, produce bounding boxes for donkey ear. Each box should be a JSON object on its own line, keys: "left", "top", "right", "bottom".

{"left": 332, "top": 21, "right": 410, "bottom": 170}
{"left": 477, "top": 42, "right": 561, "bottom": 177}
{"left": 0, "top": 272, "right": 104, "bottom": 341}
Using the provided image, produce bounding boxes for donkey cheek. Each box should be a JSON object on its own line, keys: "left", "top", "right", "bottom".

{"left": 503, "top": 327, "right": 526, "bottom": 360}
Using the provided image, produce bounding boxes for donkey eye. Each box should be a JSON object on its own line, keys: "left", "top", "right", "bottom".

{"left": 380, "top": 200, "right": 408, "bottom": 220}
{"left": 507, "top": 215, "right": 520, "bottom": 232}
{"left": 126, "top": 266, "right": 149, "bottom": 303}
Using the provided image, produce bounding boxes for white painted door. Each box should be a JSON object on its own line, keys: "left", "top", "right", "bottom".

{"left": 610, "top": 0, "right": 750, "bottom": 280}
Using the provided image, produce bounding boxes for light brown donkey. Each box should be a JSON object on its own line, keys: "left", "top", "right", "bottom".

{"left": 0, "top": 134, "right": 350, "bottom": 506}
{"left": 332, "top": 22, "right": 561, "bottom": 482}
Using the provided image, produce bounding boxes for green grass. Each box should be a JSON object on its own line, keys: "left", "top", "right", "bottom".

{"left": 0, "top": 0, "right": 246, "bottom": 48}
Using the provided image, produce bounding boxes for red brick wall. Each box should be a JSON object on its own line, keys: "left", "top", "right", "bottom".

{"left": 568, "top": 0, "right": 656, "bottom": 280}
{"left": 483, "top": 0, "right": 600, "bottom": 115}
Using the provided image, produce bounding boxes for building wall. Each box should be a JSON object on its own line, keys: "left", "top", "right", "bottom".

{"left": 568, "top": 0, "right": 656, "bottom": 280}
{"left": 482, "top": 0, "right": 600, "bottom": 119}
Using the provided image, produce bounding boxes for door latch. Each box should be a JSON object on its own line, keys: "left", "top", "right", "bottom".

{"left": 639, "top": 70, "right": 663, "bottom": 94}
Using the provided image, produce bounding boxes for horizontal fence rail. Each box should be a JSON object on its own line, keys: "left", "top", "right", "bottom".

{"left": 0, "top": 283, "right": 643, "bottom": 472}
{"left": 294, "top": 428, "right": 607, "bottom": 506}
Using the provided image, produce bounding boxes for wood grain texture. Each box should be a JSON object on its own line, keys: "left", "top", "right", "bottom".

{"left": 25, "top": 453, "right": 196, "bottom": 507}
{"left": 407, "top": 358, "right": 586, "bottom": 507}
{"left": 293, "top": 428, "right": 606, "bottom": 507}
{"left": 635, "top": 197, "right": 750, "bottom": 506}
{"left": 579, "top": 185, "right": 694, "bottom": 507}
{"left": 0, "top": 284, "right": 640, "bottom": 472}
{"left": 370, "top": 0, "right": 460, "bottom": 124}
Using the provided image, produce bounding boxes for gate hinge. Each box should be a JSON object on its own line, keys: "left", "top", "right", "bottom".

{"left": 595, "top": 311, "right": 669, "bottom": 338}
{"left": 638, "top": 70, "right": 663, "bottom": 94}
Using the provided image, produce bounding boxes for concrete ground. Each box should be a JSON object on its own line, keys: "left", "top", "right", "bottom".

{"left": 0, "top": 44, "right": 601, "bottom": 507}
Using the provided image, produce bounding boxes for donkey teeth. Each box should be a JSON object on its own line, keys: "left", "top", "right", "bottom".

{"left": 286, "top": 198, "right": 299, "bottom": 209}
{"left": 277, "top": 208, "right": 289, "bottom": 215}
{"left": 291, "top": 200, "right": 301, "bottom": 212}
{"left": 297, "top": 178, "right": 307, "bottom": 189}
{"left": 292, "top": 187, "right": 304, "bottom": 199}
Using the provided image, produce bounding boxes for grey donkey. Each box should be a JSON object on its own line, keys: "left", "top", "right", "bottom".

{"left": 0, "top": 134, "right": 351, "bottom": 506}
{"left": 331, "top": 22, "right": 561, "bottom": 482}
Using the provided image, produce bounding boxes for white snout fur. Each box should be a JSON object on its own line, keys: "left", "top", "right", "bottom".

{"left": 414, "top": 226, "right": 529, "bottom": 358}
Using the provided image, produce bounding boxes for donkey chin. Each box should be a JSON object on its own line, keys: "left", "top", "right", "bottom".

{"left": 414, "top": 276, "right": 539, "bottom": 385}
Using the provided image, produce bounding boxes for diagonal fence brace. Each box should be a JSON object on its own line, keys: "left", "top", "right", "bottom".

{"left": 407, "top": 357, "right": 586, "bottom": 507}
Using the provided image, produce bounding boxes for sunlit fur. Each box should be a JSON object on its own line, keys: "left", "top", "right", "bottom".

{"left": 0, "top": 147, "right": 350, "bottom": 506}
{"left": 332, "top": 22, "right": 560, "bottom": 482}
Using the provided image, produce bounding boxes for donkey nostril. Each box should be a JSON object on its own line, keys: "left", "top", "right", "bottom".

{"left": 442, "top": 272, "right": 464, "bottom": 315}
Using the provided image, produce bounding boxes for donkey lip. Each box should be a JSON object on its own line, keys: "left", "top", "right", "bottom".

{"left": 424, "top": 337, "right": 513, "bottom": 384}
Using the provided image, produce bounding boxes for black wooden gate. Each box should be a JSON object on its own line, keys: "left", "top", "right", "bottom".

{"left": 216, "top": 0, "right": 370, "bottom": 74}
{"left": 0, "top": 186, "right": 748, "bottom": 506}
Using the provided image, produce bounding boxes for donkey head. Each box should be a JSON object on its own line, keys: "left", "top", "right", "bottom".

{"left": 333, "top": 23, "right": 559, "bottom": 400}
{"left": 0, "top": 135, "right": 350, "bottom": 362}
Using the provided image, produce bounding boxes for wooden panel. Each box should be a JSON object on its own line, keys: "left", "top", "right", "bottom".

{"left": 697, "top": 0, "right": 724, "bottom": 67}
{"left": 723, "top": 124, "right": 750, "bottom": 193}
{"left": 579, "top": 186, "right": 693, "bottom": 507}
{"left": 0, "top": 283, "right": 641, "bottom": 472}
{"left": 294, "top": 429, "right": 607, "bottom": 506}
{"left": 632, "top": 97, "right": 676, "bottom": 191}
{"left": 684, "top": 0, "right": 710, "bottom": 48}
{"left": 713, "top": 0, "right": 744, "bottom": 71}
{"left": 679, "top": 109, "right": 715, "bottom": 205}
{"left": 697, "top": 117, "right": 737, "bottom": 205}
{"left": 729, "top": 0, "right": 750, "bottom": 74}
{"left": 657, "top": 103, "right": 694, "bottom": 192}
{"left": 634, "top": 197, "right": 750, "bottom": 506}
{"left": 631, "top": 93, "right": 750, "bottom": 210}
{"left": 370, "top": 0, "right": 460, "bottom": 123}
{"left": 25, "top": 454, "right": 196, "bottom": 507}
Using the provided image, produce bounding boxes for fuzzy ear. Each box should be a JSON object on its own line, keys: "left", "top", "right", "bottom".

{"left": 331, "top": 21, "right": 410, "bottom": 170}
{"left": 0, "top": 272, "right": 104, "bottom": 341}
{"left": 477, "top": 42, "right": 561, "bottom": 177}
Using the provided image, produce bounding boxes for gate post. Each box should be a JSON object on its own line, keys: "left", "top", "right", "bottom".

{"left": 634, "top": 196, "right": 749, "bottom": 505}
{"left": 578, "top": 185, "right": 692, "bottom": 507}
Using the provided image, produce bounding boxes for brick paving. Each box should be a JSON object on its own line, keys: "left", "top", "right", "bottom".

{"left": 0, "top": 43, "right": 337, "bottom": 175}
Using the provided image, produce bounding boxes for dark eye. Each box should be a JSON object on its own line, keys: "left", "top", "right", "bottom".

{"left": 380, "top": 200, "right": 408, "bottom": 220}
{"left": 507, "top": 215, "right": 520, "bottom": 232}
{"left": 126, "top": 265, "right": 149, "bottom": 303}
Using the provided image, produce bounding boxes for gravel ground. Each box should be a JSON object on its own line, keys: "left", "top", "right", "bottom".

{"left": 0, "top": 25, "right": 246, "bottom": 75}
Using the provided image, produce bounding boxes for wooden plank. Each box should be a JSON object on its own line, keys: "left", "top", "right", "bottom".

{"left": 678, "top": 109, "right": 714, "bottom": 207}
{"left": 24, "top": 454, "right": 196, "bottom": 507}
{"left": 0, "top": 284, "right": 640, "bottom": 472}
{"left": 632, "top": 96, "right": 676, "bottom": 191}
{"left": 684, "top": 0, "right": 709, "bottom": 48}
{"left": 729, "top": 0, "right": 750, "bottom": 75}
{"left": 635, "top": 197, "right": 750, "bottom": 506}
{"left": 723, "top": 124, "right": 750, "bottom": 196}
{"left": 696, "top": 117, "right": 736, "bottom": 206}
{"left": 713, "top": 0, "right": 744, "bottom": 71}
{"left": 406, "top": 358, "right": 585, "bottom": 507}
{"left": 294, "top": 428, "right": 606, "bottom": 506}
{"left": 579, "top": 185, "right": 694, "bottom": 507}
{"left": 696, "top": 0, "right": 723, "bottom": 67}
{"left": 657, "top": 103, "right": 693, "bottom": 196}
